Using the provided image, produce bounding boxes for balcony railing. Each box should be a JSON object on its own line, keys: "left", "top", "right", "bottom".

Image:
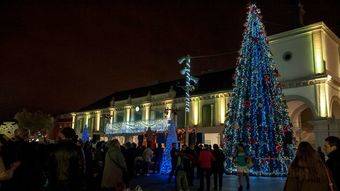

{"left": 105, "top": 119, "right": 169, "bottom": 135}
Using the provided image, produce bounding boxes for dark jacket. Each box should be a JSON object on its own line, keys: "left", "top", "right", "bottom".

{"left": 48, "top": 141, "right": 85, "bottom": 191}
{"left": 326, "top": 149, "right": 340, "bottom": 190}
{"left": 170, "top": 148, "right": 178, "bottom": 166}
{"left": 212, "top": 149, "right": 226, "bottom": 172}
{"left": 1, "top": 141, "right": 46, "bottom": 191}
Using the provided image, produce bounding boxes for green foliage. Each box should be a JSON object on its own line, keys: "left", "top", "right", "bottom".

{"left": 14, "top": 109, "right": 54, "bottom": 132}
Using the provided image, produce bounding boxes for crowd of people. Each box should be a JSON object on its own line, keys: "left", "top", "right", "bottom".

{"left": 0, "top": 126, "right": 339, "bottom": 191}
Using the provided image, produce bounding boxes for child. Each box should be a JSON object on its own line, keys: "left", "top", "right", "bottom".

{"left": 234, "top": 144, "right": 251, "bottom": 191}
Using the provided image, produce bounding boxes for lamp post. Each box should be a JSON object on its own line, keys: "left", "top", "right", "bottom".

{"left": 178, "top": 55, "right": 198, "bottom": 145}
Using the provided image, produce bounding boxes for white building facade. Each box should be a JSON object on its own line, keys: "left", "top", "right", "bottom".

{"left": 70, "top": 22, "right": 340, "bottom": 147}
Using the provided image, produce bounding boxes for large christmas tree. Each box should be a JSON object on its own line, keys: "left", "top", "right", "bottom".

{"left": 224, "top": 4, "right": 294, "bottom": 176}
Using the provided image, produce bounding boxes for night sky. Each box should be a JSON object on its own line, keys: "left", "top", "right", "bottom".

{"left": 0, "top": 0, "right": 338, "bottom": 120}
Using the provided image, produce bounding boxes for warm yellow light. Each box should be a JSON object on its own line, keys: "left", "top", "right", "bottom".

{"left": 71, "top": 113, "right": 76, "bottom": 129}
{"left": 318, "top": 83, "right": 329, "bottom": 117}
{"left": 312, "top": 31, "right": 324, "bottom": 74}
{"left": 191, "top": 98, "right": 199, "bottom": 125}
{"left": 326, "top": 75, "right": 332, "bottom": 82}
{"left": 109, "top": 108, "right": 114, "bottom": 124}
{"left": 95, "top": 111, "right": 101, "bottom": 131}
{"left": 85, "top": 112, "right": 90, "bottom": 126}
{"left": 220, "top": 96, "right": 226, "bottom": 124}
{"left": 125, "top": 106, "right": 131, "bottom": 122}
{"left": 164, "top": 100, "right": 173, "bottom": 119}
{"left": 143, "top": 103, "right": 151, "bottom": 121}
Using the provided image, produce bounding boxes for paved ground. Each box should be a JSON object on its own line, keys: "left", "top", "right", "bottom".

{"left": 130, "top": 174, "right": 286, "bottom": 191}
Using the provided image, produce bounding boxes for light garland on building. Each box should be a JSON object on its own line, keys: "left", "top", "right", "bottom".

{"left": 105, "top": 119, "right": 169, "bottom": 135}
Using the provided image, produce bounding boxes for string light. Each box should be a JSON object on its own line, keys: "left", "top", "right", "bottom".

{"left": 178, "top": 55, "right": 199, "bottom": 113}
{"left": 223, "top": 4, "right": 295, "bottom": 176}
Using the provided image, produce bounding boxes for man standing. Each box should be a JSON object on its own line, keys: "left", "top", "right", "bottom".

{"left": 324, "top": 136, "right": 340, "bottom": 190}
{"left": 212, "top": 144, "right": 225, "bottom": 191}
{"left": 168, "top": 143, "right": 178, "bottom": 183}
{"left": 198, "top": 145, "right": 215, "bottom": 191}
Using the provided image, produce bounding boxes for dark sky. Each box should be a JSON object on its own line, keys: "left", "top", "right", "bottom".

{"left": 0, "top": 0, "right": 338, "bottom": 120}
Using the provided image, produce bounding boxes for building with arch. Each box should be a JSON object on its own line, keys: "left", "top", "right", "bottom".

{"left": 66, "top": 22, "right": 339, "bottom": 148}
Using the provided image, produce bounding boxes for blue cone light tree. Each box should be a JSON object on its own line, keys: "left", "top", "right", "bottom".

{"left": 224, "top": 4, "right": 294, "bottom": 176}
{"left": 160, "top": 119, "right": 178, "bottom": 174}
{"left": 82, "top": 124, "right": 90, "bottom": 142}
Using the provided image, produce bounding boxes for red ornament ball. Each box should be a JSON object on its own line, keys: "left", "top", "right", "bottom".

{"left": 276, "top": 144, "right": 282, "bottom": 152}
{"left": 244, "top": 100, "right": 251, "bottom": 108}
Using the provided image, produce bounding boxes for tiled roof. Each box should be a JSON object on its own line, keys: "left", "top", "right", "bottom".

{"left": 79, "top": 68, "right": 235, "bottom": 112}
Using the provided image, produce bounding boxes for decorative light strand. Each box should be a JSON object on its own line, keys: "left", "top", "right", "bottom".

{"left": 223, "top": 4, "right": 295, "bottom": 176}
{"left": 178, "top": 55, "right": 199, "bottom": 113}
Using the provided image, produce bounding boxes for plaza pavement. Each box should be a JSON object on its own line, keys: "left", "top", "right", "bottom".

{"left": 129, "top": 174, "right": 286, "bottom": 191}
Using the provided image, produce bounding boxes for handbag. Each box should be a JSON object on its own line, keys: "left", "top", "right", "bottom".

{"left": 322, "top": 162, "right": 336, "bottom": 191}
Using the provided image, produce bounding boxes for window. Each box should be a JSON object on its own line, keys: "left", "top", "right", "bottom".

{"left": 202, "top": 104, "right": 212, "bottom": 127}
{"left": 134, "top": 111, "right": 142, "bottom": 121}
{"left": 155, "top": 110, "right": 164, "bottom": 119}
{"left": 176, "top": 109, "right": 185, "bottom": 128}
{"left": 116, "top": 112, "right": 124, "bottom": 122}
{"left": 88, "top": 117, "right": 94, "bottom": 132}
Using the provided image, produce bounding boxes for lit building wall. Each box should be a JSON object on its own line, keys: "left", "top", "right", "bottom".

{"left": 164, "top": 100, "right": 173, "bottom": 119}
{"left": 214, "top": 94, "right": 227, "bottom": 125}
{"left": 316, "top": 82, "right": 330, "bottom": 117}
{"left": 190, "top": 97, "right": 199, "bottom": 126}
{"left": 71, "top": 113, "right": 76, "bottom": 129}
{"left": 95, "top": 111, "right": 101, "bottom": 131}
{"left": 125, "top": 106, "right": 132, "bottom": 122}
{"left": 312, "top": 30, "right": 325, "bottom": 74}
{"left": 143, "top": 103, "right": 151, "bottom": 121}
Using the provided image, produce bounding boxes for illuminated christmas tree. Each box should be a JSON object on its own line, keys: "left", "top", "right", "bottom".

{"left": 82, "top": 124, "right": 89, "bottom": 142}
{"left": 160, "top": 119, "right": 178, "bottom": 174}
{"left": 224, "top": 4, "right": 294, "bottom": 176}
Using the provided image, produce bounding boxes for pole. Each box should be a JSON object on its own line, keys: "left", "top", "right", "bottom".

{"left": 185, "top": 112, "right": 189, "bottom": 145}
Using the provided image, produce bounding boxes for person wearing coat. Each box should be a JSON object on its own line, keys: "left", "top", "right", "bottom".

{"left": 284, "top": 142, "right": 329, "bottom": 191}
{"left": 324, "top": 136, "right": 340, "bottom": 191}
{"left": 101, "top": 139, "right": 127, "bottom": 191}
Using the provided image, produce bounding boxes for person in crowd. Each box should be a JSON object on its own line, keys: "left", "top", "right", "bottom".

{"left": 125, "top": 142, "right": 137, "bottom": 182}
{"left": 135, "top": 143, "right": 145, "bottom": 176}
{"left": 185, "top": 143, "right": 196, "bottom": 186}
{"left": 168, "top": 143, "right": 178, "bottom": 183}
{"left": 212, "top": 144, "right": 225, "bottom": 191}
{"left": 83, "top": 141, "right": 95, "bottom": 190}
{"left": 198, "top": 144, "right": 215, "bottom": 191}
{"left": 324, "top": 136, "right": 340, "bottom": 190}
{"left": 195, "top": 143, "right": 203, "bottom": 179}
{"left": 317, "top": 146, "right": 326, "bottom": 162}
{"left": 48, "top": 127, "right": 85, "bottom": 191}
{"left": 284, "top": 142, "right": 329, "bottom": 191}
{"left": 2, "top": 128, "right": 46, "bottom": 191}
{"left": 93, "top": 141, "right": 107, "bottom": 190}
{"left": 143, "top": 143, "right": 154, "bottom": 176}
{"left": 176, "top": 149, "right": 190, "bottom": 191}
{"left": 101, "top": 139, "right": 127, "bottom": 191}
{"left": 154, "top": 143, "right": 164, "bottom": 173}
{"left": 0, "top": 135, "right": 20, "bottom": 182}
{"left": 234, "top": 144, "right": 251, "bottom": 191}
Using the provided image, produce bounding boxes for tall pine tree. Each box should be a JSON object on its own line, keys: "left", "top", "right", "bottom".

{"left": 224, "top": 4, "right": 294, "bottom": 176}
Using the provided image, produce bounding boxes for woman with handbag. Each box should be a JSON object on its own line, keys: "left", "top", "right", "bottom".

{"left": 284, "top": 142, "right": 330, "bottom": 191}
{"left": 101, "top": 139, "right": 128, "bottom": 191}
